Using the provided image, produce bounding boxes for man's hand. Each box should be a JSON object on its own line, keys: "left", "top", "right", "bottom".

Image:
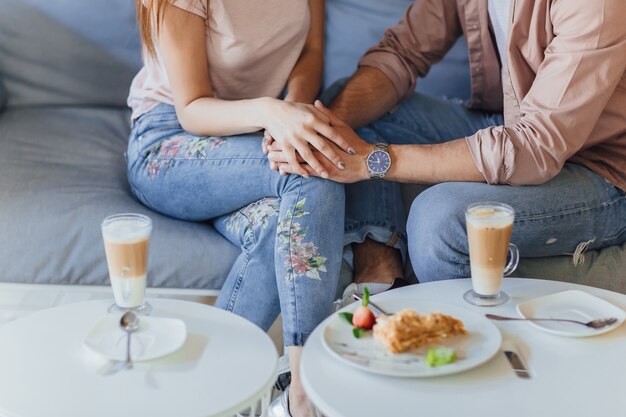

{"left": 268, "top": 101, "right": 372, "bottom": 183}
{"left": 262, "top": 130, "right": 274, "bottom": 155}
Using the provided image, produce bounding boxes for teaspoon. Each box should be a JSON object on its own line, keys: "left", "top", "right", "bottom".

{"left": 486, "top": 314, "right": 618, "bottom": 329}
{"left": 120, "top": 311, "right": 140, "bottom": 369}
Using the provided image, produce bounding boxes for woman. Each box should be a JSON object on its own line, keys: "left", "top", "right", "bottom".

{"left": 127, "top": 1, "right": 349, "bottom": 416}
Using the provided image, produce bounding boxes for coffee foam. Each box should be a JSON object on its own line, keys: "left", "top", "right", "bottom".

{"left": 467, "top": 208, "right": 513, "bottom": 228}
{"left": 102, "top": 219, "right": 151, "bottom": 243}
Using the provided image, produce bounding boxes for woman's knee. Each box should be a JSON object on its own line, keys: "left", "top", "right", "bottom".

{"left": 407, "top": 184, "right": 469, "bottom": 281}
{"left": 284, "top": 174, "right": 345, "bottom": 207}
{"left": 240, "top": 198, "right": 281, "bottom": 248}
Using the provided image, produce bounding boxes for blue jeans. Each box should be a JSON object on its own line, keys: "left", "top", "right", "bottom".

{"left": 320, "top": 84, "right": 409, "bottom": 261}
{"left": 349, "top": 92, "right": 626, "bottom": 281}
{"left": 126, "top": 104, "right": 345, "bottom": 346}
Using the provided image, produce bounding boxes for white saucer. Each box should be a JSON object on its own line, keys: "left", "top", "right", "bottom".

{"left": 516, "top": 290, "right": 625, "bottom": 337}
{"left": 84, "top": 314, "right": 187, "bottom": 361}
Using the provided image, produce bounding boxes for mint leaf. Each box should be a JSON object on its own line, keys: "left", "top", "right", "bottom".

{"left": 425, "top": 347, "right": 457, "bottom": 367}
{"left": 353, "top": 328, "right": 368, "bottom": 338}
{"left": 339, "top": 312, "right": 354, "bottom": 325}
{"left": 362, "top": 286, "right": 370, "bottom": 307}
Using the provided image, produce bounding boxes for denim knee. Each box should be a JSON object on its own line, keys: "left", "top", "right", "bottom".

{"left": 407, "top": 185, "right": 470, "bottom": 282}
{"left": 283, "top": 174, "right": 345, "bottom": 209}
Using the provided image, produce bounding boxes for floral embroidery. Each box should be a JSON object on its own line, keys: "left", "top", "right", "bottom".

{"left": 145, "top": 133, "right": 227, "bottom": 176}
{"left": 277, "top": 198, "right": 328, "bottom": 281}
{"left": 225, "top": 198, "right": 280, "bottom": 243}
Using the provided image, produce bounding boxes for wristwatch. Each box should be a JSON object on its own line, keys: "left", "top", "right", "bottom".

{"left": 366, "top": 143, "right": 392, "bottom": 180}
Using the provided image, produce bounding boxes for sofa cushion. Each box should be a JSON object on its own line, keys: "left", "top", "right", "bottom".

{"left": 515, "top": 247, "right": 626, "bottom": 295}
{"left": 325, "top": 0, "right": 471, "bottom": 100}
{"left": 0, "top": 81, "right": 6, "bottom": 113}
{"left": 0, "top": 107, "right": 239, "bottom": 289}
{"left": 0, "top": 0, "right": 141, "bottom": 108}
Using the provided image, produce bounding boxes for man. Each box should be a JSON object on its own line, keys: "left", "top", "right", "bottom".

{"left": 269, "top": 0, "right": 626, "bottom": 285}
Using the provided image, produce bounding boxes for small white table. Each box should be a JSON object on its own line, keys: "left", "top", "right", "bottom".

{"left": 301, "top": 278, "right": 626, "bottom": 417}
{"left": 0, "top": 298, "right": 278, "bottom": 417}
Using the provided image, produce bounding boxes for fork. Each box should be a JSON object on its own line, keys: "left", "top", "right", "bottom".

{"left": 352, "top": 293, "right": 390, "bottom": 316}
{"left": 485, "top": 314, "right": 618, "bottom": 329}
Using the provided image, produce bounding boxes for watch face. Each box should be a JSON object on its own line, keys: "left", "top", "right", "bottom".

{"left": 367, "top": 150, "right": 391, "bottom": 174}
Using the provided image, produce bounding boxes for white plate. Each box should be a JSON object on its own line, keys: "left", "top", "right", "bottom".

{"left": 516, "top": 290, "right": 626, "bottom": 337}
{"left": 84, "top": 314, "right": 187, "bottom": 361}
{"left": 322, "top": 299, "right": 502, "bottom": 377}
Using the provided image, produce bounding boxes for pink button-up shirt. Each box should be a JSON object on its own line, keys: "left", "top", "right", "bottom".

{"left": 359, "top": 0, "right": 626, "bottom": 191}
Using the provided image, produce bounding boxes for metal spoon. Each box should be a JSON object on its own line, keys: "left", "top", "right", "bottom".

{"left": 120, "top": 311, "right": 140, "bottom": 369}
{"left": 486, "top": 314, "right": 618, "bottom": 329}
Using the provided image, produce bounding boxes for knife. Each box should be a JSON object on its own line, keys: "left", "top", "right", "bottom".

{"left": 504, "top": 350, "right": 530, "bottom": 379}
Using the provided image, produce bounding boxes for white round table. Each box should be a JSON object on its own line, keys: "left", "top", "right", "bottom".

{"left": 0, "top": 298, "right": 278, "bottom": 417}
{"left": 301, "top": 278, "right": 626, "bottom": 417}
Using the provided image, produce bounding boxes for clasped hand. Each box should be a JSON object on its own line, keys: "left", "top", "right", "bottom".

{"left": 263, "top": 100, "right": 371, "bottom": 183}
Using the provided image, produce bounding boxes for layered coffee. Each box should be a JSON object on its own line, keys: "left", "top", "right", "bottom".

{"left": 102, "top": 216, "right": 151, "bottom": 308}
{"left": 466, "top": 207, "right": 513, "bottom": 295}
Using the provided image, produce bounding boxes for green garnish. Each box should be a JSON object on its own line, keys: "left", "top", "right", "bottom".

{"left": 425, "top": 347, "right": 457, "bottom": 367}
{"left": 362, "top": 286, "right": 370, "bottom": 306}
{"left": 353, "top": 328, "right": 368, "bottom": 338}
{"left": 339, "top": 312, "right": 354, "bottom": 325}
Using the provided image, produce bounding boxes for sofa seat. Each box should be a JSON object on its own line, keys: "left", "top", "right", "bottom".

{"left": 0, "top": 107, "right": 239, "bottom": 289}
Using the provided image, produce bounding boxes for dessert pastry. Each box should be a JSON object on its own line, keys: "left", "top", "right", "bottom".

{"left": 373, "top": 310, "right": 466, "bottom": 353}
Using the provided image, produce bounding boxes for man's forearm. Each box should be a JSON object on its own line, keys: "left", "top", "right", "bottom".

{"left": 386, "top": 139, "right": 485, "bottom": 184}
{"left": 329, "top": 67, "right": 398, "bottom": 129}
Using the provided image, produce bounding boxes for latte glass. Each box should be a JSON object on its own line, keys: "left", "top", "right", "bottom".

{"left": 101, "top": 213, "right": 153, "bottom": 315}
{"left": 463, "top": 202, "right": 519, "bottom": 307}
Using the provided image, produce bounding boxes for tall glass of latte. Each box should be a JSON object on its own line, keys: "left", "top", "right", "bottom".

{"left": 101, "top": 213, "right": 153, "bottom": 314}
{"left": 463, "top": 202, "right": 519, "bottom": 307}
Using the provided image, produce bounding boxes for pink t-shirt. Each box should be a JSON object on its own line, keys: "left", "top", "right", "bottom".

{"left": 128, "top": 0, "right": 310, "bottom": 121}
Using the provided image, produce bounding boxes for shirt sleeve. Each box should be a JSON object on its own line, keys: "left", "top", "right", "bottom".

{"left": 465, "top": 0, "right": 626, "bottom": 185}
{"left": 358, "top": 0, "right": 463, "bottom": 103}
{"left": 169, "top": 0, "right": 207, "bottom": 19}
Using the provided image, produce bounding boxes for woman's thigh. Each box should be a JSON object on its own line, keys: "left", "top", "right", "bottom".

{"left": 127, "top": 108, "right": 289, "bottom": 221}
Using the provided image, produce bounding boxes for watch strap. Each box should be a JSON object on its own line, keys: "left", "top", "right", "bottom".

{"left": 374, "top": 143, "right": 389, "bottom": 153}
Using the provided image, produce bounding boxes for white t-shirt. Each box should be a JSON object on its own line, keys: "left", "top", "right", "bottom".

{"left": 488, "top": 0, "right": 511, "bottom": 67}
{"left": 128, "top": 0, "right": 310, "bottom": 121}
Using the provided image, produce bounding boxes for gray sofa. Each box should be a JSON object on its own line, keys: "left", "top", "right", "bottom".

{"left": 1, "top": 0, "right": 624, "bottom": 294}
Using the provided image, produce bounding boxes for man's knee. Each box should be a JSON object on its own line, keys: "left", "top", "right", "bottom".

{"left": 407, "top": 184, "right": 468, "bottom": 281}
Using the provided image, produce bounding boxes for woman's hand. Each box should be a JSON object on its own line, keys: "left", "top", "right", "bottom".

{"left": 263, "top": 99, "right": 355, "bottom": 178}
{"left": 268, "top": 101, "right": 372, "bottom": 183}
{"left": 262, "top": 95, "right": 303, "bottom": 156}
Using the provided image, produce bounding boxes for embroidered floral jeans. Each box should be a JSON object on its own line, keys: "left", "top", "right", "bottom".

{"left": 127, "top": 104, "right": 345, "bottom": 346}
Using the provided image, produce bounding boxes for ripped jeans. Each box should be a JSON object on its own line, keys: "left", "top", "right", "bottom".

{"left": 350, "top": 91, "right": 626, "bottom": 281}
{"left": 126, "top": 104, "right": 344, "bottom": 346}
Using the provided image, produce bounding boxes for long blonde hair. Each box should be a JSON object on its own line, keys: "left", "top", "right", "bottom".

{"left": 135, "top": 0, "right": 171, "bottom": 58}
